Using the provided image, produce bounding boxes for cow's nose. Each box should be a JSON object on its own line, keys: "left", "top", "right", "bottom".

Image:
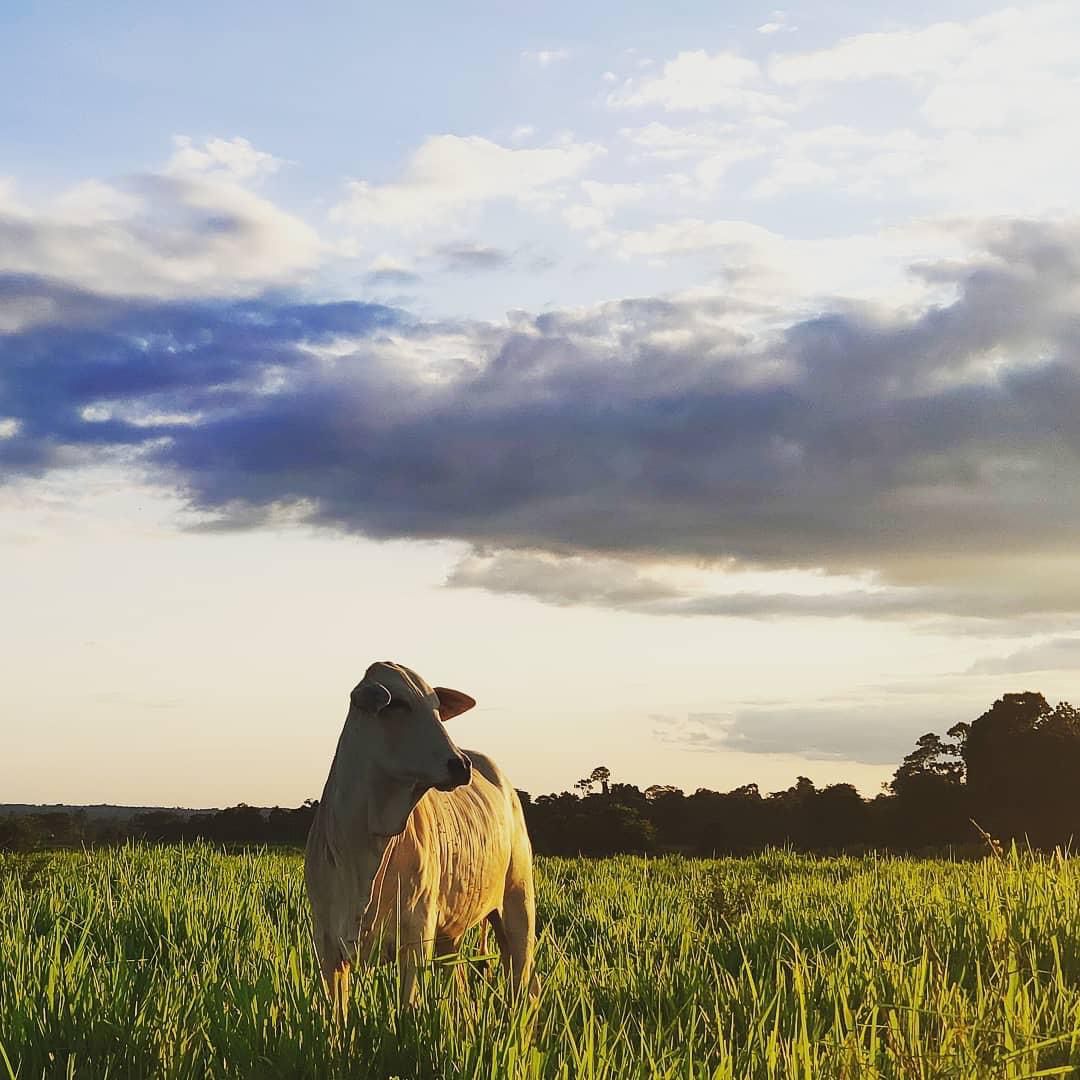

{"left": 445, "top": 753, "right": 472, "bottom": 789}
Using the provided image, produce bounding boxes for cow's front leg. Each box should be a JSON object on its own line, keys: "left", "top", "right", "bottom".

{"left": 315, "top": 920, "right": 358, "bottom": 1020}
{"left": 396, "top": 905, "right": 437, "bottom": 1008}
{"left": 330, "top": 957, "right": 351, "bottom": 1020}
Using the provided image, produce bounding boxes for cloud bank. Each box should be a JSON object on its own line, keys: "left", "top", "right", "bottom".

{"left": 3, "top": 216, "right": 1080, "bottom": 622}
{"left": 968, "top": 637, "right": 1080, "bottom": 675}
{"left": 654, "top": 703, "right": 967, "bottom": 765}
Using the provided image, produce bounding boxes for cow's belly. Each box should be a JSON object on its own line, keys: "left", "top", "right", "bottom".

{"left": 365, "top": 773, "right": 512, "bottom": 951}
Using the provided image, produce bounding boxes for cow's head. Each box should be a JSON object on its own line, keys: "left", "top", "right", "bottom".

{"left": 348, "top": 660, "right": 476, "bottom": 801}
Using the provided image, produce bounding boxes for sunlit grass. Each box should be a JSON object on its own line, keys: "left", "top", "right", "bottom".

{"left": 4, "top": 845, "right": 1080, "bottom": 1077}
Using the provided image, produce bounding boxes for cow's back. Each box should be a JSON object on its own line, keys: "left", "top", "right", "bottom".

{"left": 363, "top": 750, "right": 529, "bottom": 948}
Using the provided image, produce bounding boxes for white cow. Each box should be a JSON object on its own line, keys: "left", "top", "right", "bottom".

{"left": 304, "top": 660, "right": 538, "bottom": 1012}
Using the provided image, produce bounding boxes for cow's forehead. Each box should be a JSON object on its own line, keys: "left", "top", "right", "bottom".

{"left": 364, "top": 660, "right": 437, "bottom": 704}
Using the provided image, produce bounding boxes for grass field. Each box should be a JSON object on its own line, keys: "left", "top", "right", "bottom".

{"left": 4, "top": 846, "right": 1080, "bottom": 1078}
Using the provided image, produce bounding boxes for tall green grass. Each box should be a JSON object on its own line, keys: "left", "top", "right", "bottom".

{"left": 3, "top": 845, "right": 1080, "bottom": 1077}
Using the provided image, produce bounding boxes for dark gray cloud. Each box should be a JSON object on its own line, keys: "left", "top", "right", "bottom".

{"left": 446, "top": 550, "right": 1080, "bottom": 622}
{"left": 4, "top": 218, "right": 1080, "bottom": 619}
{"left": 434, "top": 243, "right": 513, "bottom": 272}
{"left": 654, "top": 704, "right": 969, "bottom": 765}
{"left": 364, "top": 267, "right": 422, "bottom": 287}
{"left": 447, "top": 550, "right": 676, "bottom": 607}
{"left": 0, "top": 274, "right": 403, "bottom": 477}
{"left": 446, "top": 549, "right": 947, "bottom": 617}
{"left": 968, "top": 637, "right": 1080, "bottom": 675}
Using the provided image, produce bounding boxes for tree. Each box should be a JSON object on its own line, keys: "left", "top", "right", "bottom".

{"left": 0, "top": 815, "right": 38, "bottom": 851}
{"left": 892, "top": 733, "right": 964, "bottom": 793}
{"left": 963, "top": 692, "right": 1052, "bottom": 838}
{"left": 809, "top": 783, "right": 870, "bottom": 850}
{"left": 575, "top": 767, "right": 613, "bottom": 797}
{"left": 886, "top": 736, "right": 970, "bottom": 851}
{"left": 645, "top": 784, "right": 681, "bottom": 801}
{"left": 1015, "top": 700, "right": 1080, "bottom": 845}
{"left": 643, "top": 786, "right": 686, "bottom": 849}
{"left": 588, "top": 766, "right": 612, "bottom": 797}
{"left": 946, "top": 722, "right": 970, "bottom": 779}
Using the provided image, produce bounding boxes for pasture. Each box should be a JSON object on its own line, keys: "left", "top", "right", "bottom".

{"left": 3, "top": 846, "right": 1080, "bottom": 1078}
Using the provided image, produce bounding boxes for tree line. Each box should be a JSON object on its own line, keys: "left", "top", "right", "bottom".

{"left": 3, "top": 691, "right": 1078, "bottom": 856}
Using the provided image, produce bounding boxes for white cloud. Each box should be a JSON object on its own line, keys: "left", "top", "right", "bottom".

{"left": 621, "top": 121, "right": 727, "bottom": 160}
{"left": 602, "top": 4, "right": 1078, "bottom": 220}
{"left": 166, "top": 135, "right": 286, "bottom": 183}
{"left": 767, "top": 3, "right": 1080, "bottom": 138}
{"left": 910, "top": 131, "right": 1080, "bottom": 217}
{"left": 0, "top": 177, "right": 22, "bottom": 212}
{"left": 49, "top": 180, "right": 144, "bottom": 222}
{"left": 331, "top": 135, "right": 602, "bottom": 232}
{"left": 751, "top": 125, "right": 926, "bottom": 198}
{"left": 622, "top": 119, "right": 776, "bottom": 162}
{"left": 618, "top": 121, "right": 771, "bottom": 193}
{"left": 752, "top": 157, "right": 834, "bottom": 198}
{"left": 580, "top": 179, "right": 646, "bottom": 212}
{"left": 0, "top": 162, "right": 321, "bottom": 300}
{"left": 368, "top": 253, "right": 414, "bottom": 273}
{"left": 562, "top": 180, "right": 647, "bottom": 234}
{"left": 0, "top": 418, "right": 20, "bottom": 439}
{"left": 917, "top": 7, "right": 1080, "bottom": 133}
{"left": 563, "top": 204, "right": 608, "bottom": 232}
{"left": 608, "top": 49, "right": 787, "bottom": 113}
{"left": 769, "top": 21, "right": 971, "bottom": 86}
{"left": 614, "top": 217, "right": 783, "bottom": 259}
{"left": 586, "top": 3, "right": 1076, "bottom": 234}
{"left": 604, "top": 216, "right": 968, "bottom": 312}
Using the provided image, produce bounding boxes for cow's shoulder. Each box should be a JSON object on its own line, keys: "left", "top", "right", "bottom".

{"left": 460, "top": 749, "right": 504, "bottom": 790}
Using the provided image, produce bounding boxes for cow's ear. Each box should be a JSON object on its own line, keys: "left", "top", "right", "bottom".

{"left": 435, "top": 687, "right": 476, "bottom": 720}
{"left": 351, "top": 681, "right": 392, "bottom": 713}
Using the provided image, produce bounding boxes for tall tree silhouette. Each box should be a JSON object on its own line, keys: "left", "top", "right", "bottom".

{"left": 964, "top": 692, "right": 1052, "bottom": 839}
{"left": 889, "top": 732, "right": 969, "bottom": 849}
{"left": 589, "top": 766, "right": 611, "bottom": 797}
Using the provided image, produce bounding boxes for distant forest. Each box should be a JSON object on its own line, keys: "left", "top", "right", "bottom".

{"left": 4, "top": 691, "right": 1079, "bottom": 857}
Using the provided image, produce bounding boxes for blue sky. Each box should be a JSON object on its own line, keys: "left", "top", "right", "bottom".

{"left": 4, "top": 0, "right": 989, "bottom": 187}
{"left": 2, "top": 1, "right": 1079, "bottom": 806}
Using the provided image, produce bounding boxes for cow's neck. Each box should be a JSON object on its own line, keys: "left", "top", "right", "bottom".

{"left": 321, "top": 731, "right": 421, "bottom": 896}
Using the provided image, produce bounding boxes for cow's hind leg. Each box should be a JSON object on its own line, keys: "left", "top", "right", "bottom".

{"left": 488, "top": 889, "right": 538, "bottom": 1001}
{"left": 434, "top": 932, "right": 461, "bottom": 959}
{"left": 486, "top": 909, "right": 510, "bottom": 983}
{"left": 437, "top": 931, "right": 477, "bottom": 993}
{"left": 474, "top": 919, "right": 495, "bottom": 977}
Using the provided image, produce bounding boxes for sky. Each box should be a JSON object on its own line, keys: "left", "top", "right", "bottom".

{"left": 2, "top": 1, "right": 1079, "bottom": 807}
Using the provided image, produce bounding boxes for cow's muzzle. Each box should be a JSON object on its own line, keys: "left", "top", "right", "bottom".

{"left": 436, "top": 753, "right": 472, "bottom": 791}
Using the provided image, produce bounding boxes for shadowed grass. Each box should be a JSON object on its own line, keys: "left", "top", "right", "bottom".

{"left": 3, "top": 846, "right": 1080, "bottom": 1077}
